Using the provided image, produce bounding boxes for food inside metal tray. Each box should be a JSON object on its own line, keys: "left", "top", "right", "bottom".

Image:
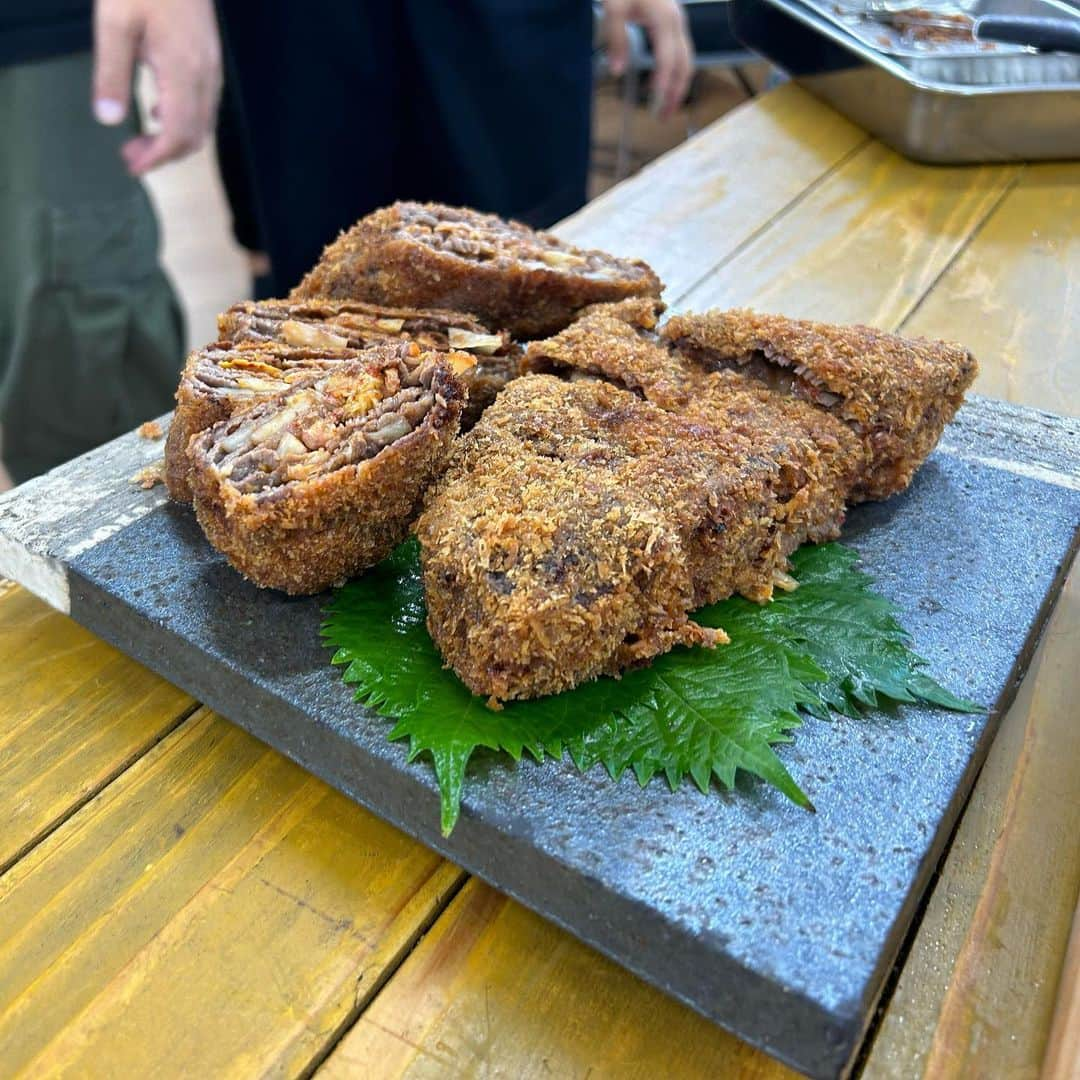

{"left": 829, "top": 0, "right": 987, "bottom": 52}
{"left": 807, "top": 0, "right": 1080, "bottom": 83}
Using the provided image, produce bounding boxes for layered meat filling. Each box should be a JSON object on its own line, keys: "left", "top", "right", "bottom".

{"left": 198, "top": 353, "right": 463, "bottom": 498}
{"left": 671, "top": 341, "right": 850, "bottom": 418}
{"left": 394, "top": 202, "right": 651, "bottom": 283}
{"left": 220, "top": 300, "right": 508, "bottom": 357}
{"left": 189, "top": 348, "right": 349, "bottom": 404}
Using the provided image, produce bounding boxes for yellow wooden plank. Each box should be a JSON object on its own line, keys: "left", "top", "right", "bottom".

{"left": 0, "top": 706, "right": 465, "bottom": 1078}
{"left": 318, "top": 878, "right": 797, "bottom": 1079}
{"left": 1042, "top": 890, "right": 1080, "bottom": 1079}
{"left": 864, "top": 568, "right": 1080, "bottom": 1078}
{"left": 902, "top": 162, "right": 1080, "bottom": 416}
{"left": 678, "top": 142, "right": 1019, "bottom": 328}
{"left": 0, "top": 585, "right": 194, "bottom": 874}
{"left": 557, "top": 83, "right": 868, "bottom": 301}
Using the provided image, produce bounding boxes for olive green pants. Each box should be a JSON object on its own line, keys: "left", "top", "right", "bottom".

{"left": 0, "top": 52, "right": 184, "bottom": 483}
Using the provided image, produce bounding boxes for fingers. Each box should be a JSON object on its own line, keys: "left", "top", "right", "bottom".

{"left": 643, "top": 2, "right": 694, "bottom": 119}
{"left": 92, "top": 1, "right": 138, "bottom": 125}
{"left": 604, "top": 0, "right": 695, "bottom": 120}
{"left": 605, "top": 0, "right": 631, "bottom": 77}
{"left": 122, "top": 61, "right": 213, "bottom": 174}
{"left": 122, "top": 0, "right": 222, "bottom": 174}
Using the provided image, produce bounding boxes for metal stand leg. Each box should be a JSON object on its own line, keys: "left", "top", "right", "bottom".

{"left": 731, "top": 64, "right": 756, "bottom": 99}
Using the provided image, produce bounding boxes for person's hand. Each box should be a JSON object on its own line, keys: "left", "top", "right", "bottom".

{"left": 92, "top": 0, "right": 222, "bottom": 175}
{"left": 603, "top": 0, "right": 695, "bottom": 120}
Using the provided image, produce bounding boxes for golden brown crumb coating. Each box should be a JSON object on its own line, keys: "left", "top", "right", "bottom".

{"left": 416, "top": 375, "right": 807, "bottom": 702}
{"left": 188, "top": 344, "right": 468, "bottom": 594}
{"left": 660, "top": 309, "right": 978, "bottom": 501}
{"left": 523, "top": 297, "right": 669, "bottom": 385}
{"left": 290, "top": 201, "right": 663, "bottom": 339}
{"left": 525, "top": 299, "right": 865, "bottom": 555}
{"left": 165, "top": 341, "right": 365, "bottom": 504}
{"left": 217, "top": 297, "right": 521, "bottom": 429}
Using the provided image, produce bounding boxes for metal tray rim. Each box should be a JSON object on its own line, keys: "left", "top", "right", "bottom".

{"left": 810, "top": 0, "right": 1080, "bottom": 60}
{"left": 770, "top": 0, "right": 1080, "bottom": 90}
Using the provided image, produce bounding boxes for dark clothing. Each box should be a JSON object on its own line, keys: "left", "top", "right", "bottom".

{"left": 216, "top": 0, "right": 593, "bottom": 295}
{"left": 0, "top": 52, "right": 185, "bottom": 482}
{"left": 0, "top": 2, "right": 92, "bottom": 66}
{"left": 215, "top": 71, "right": 265, "bottom": 256}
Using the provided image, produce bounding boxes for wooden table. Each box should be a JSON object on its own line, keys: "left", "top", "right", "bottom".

{"left": 1, "top": 85, "right": 1077, "bottom": 1078}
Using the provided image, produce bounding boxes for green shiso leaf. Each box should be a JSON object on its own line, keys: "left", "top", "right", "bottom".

{"left": 322, "top": 539, "right": 980, "bottom": 835}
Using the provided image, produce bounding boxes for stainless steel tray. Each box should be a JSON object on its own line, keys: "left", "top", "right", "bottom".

{"left": 732, "top": 0, "right": 1080, "bottom": 161}
{"left": 820, "top": 0, "right": 1080, "bottom": 84}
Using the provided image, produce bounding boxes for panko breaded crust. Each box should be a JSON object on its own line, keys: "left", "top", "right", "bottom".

{"left": 290, "top": 201, "right": 663, "bottom": 339}
{"left": 416, "top": 375, "right": 800, "bottom": 702}
{"left": 661, "top": 309, "right": 978, "bottom": 501}
{"left": 525, "top": 299, "right": 864, "bottom": 554}
{"left": 189, "top": 346, "right": 467, "bottom": 595}
{"left": 218, "top": 297, "right": 521, "bottom": 429}
{"left": 523, "top": 297, "right": 669, "bottom": 387}
{"left": 682, "top": 372, "right": 864, "bottom": 554}
{"left": 165, "top": 341, "right": 365, "bottom": 504}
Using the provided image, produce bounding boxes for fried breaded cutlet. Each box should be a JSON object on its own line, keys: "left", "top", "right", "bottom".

{"left": 218, "top": 297, "right": 521, "bottom": 428}
{"left": 165, "top": 341, "right": 367, "bottom": 504}
{"left": 190, "top": 344, "right": 468, "bottom": 595}
{"left": 416, "top": 375, "right": 812, "bottom": 702}
{"left": 525, "top": 299, "right": 865, "bottom": 557}
{"left": 660, "top": 310, "right": 978, "bottom": 501}
{"left": 290, "top": 201, "right": 663, "bottom": 339}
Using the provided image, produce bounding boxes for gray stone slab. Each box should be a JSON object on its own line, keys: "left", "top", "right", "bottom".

{"left": 1, "top": 395, "right": 1078, "bottom": 1079}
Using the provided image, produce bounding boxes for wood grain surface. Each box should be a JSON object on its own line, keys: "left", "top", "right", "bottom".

{"left": 0, "top": 585, "right": 194, "bottom": 875}
{"left": 902, "top": 162, "right": 1080, "bottom": 417}
{"left": 1043, "top": 892, "right": 1080, "bottom": 1080}
{"left": 558, "top": 83, "right": 868, "bottom": 302}
{"left": 318, "top": 877, "right": 800, "bottom": 1080}
{"left": 679, "top": 142, "right": 1019, "bottom": 326}
{"left": 0, "top": 706, "right": 463, "bottom": 1078}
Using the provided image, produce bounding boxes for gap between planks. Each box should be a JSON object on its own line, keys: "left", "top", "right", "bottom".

{"left": 0, "top": 585, "right": 199, "bottom": 877}
{"left": 1042, "top": 889, "right": 1080, "bottom": 1080}
{"left": 0, "top": 590, "right": 472, "bottom": 1078}
{"left": 862, "top": 568, "right": 1080, "bottom": 1076}
{"left": 669, "top": 135, "right": 874, "bottom": 308}
{"left": 0, "top": 705, "right": 469, "bottom": 1078}
{"left": 896, "top": 165, "right": 1027, "bottom": 334}
{"left": 0, "top": 699, "right": 201, "bottom": 880}
{"left": 296, "top": 868, "right": 470, "bottom": 1080}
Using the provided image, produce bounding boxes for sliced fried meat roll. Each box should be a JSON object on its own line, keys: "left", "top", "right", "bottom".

{"left": 218, "top": 297, "right": 521, "bottom": 428}
{"left": 525, "top": 299, "right": 864, "bottom": 556}
{"left": 290, "top": 201, "right": 663, "bottom": 339}
{"left": 417, "top": 375, "right": 804, "bottom": 702}
{"left": 165, "top": 341, "right": 365, "bottom": 504}
{"left": 188, "top": 346, "right": 467, "bottom": 594}
{"left": 660, "top": 310, "right": 978, "bottom": 501}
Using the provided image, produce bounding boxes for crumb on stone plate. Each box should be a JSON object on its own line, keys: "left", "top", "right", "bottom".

{"left": 137, "top": 420, "right": 164, "bottom": 440}
{"left": 132, "top": 461, "right": 165, "bottom": 489}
